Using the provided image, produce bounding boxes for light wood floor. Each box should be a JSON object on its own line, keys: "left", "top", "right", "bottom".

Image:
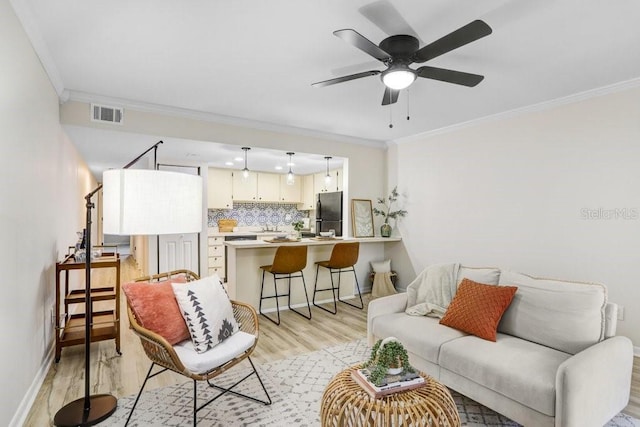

{"left": 24, "top": 255, "right": 640, "bottom": 425}
{"left": 24, "top": 256, "right": 370, "bottom": 426}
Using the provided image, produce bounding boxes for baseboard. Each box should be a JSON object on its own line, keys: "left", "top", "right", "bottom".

{"left": 260, "top": 294, "right": 360, "bottom": 314}
{"left": 10, "top": 345, "right": 54, "bottom": 427}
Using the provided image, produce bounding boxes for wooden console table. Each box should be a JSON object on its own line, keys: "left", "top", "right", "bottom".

{"left": 54, "top": 251, "right": 121, "bottom": 362}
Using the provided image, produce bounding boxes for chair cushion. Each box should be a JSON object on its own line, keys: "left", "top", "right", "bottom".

{"left": 174, "top": 331, "right": 256, "bottom": 374}
{"left": 122, "top": 280, "right": 190, "bottom": 345}
{"left": 439, "top": 334, "right": 571, "bottom": 416}
{"left": 439, "top": 279, "right": 517, "bottom": 341}
{"left": 172, "top": 274, "right": 240, "bottom": 353}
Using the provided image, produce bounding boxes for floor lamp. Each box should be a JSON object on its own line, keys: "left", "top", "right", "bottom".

{"left": 54, "top": 141, "right": 203, "bottom": 426}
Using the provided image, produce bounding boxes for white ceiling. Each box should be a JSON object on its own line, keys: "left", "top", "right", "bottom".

{"left": 13, "top": 0, "right": 640, "bottom": 176}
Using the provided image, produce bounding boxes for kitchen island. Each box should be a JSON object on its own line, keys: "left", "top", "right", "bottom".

{"left": 224, "top": 237, "right": 401, "bottom": 312}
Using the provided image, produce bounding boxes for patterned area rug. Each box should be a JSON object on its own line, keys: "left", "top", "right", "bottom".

{"left": 105, "top": 339, "right": 638, "bottom": 426}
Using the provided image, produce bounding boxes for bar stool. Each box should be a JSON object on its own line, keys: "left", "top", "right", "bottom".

{"left": 259, "top": 245, "right": 312, "bottom": 325}
{"left": 312, "top": 242, "right": 364, "bottom": 314}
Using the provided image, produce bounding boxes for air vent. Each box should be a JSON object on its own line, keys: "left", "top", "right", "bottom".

{"left": 91, "top": 104, "right": 123, "bottom": 124}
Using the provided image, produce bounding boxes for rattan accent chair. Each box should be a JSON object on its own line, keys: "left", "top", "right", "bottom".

{"left": 259, "top": 245, "right": 312, "bottom": 325}
{"left": 312, "top": 242, "right": 364, "bottom": 314}
{"left": 125, "top": 269, "right": 271, "bottom": 426}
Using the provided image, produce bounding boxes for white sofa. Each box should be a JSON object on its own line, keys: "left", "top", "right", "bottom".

{"left": 367, "top": 266, "right": 634, "bottom": 427}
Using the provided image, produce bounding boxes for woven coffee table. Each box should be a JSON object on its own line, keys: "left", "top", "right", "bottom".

{"left": 321, "top": 365, "right": 460, "bottom": 427}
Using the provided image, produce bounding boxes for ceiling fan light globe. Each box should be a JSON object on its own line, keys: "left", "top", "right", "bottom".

{"left": 382, "top": 69, "right": 416, "bottom": 90}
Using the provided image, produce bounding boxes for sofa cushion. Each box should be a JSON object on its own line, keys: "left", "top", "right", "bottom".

{"left": 371, "top": 313, "right": 467, "bottom": 364}
{"left": 498, "top": 270, "right": 606, "bottom": 354}
{"left": 457, "top": 266, "right": 500, "bottom": 285}
{"left": 439, "top": 279, "right": 517, "bottom": 341}
{"left": 439, "top": 334, "right": 571, "bottom": 416}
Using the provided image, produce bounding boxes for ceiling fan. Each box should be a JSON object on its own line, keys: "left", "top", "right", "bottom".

{"left": 312, "top": 20, "right": 492, "bottom": 105}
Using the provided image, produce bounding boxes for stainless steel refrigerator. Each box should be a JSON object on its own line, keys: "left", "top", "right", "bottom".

{"left": 316, "top": 191, "right": 343, "bottom": 236}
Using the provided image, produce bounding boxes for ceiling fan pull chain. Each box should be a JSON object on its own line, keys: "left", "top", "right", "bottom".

{"left": 389, "top": 100, "right": 394, "bottom": 129}
{"left": 407, "top": 89, "right": 410, "bottom": 121}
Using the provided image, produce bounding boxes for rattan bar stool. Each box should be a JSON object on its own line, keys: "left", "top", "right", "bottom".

{"left": 312, "top": 242, "right": 363, "bottom": 314}
{"left": 259, "top": 245, "right": 312, "bottom": 325}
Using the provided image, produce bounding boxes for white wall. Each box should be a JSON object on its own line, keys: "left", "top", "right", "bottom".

{"left": 59, "top": 101, "right": 389, "bottom": 237}
{"left": 392, "top": 85, "right": 640, "bottom": 347}
{"left": 1, "top": 1, "right": 96, "bottom": 424}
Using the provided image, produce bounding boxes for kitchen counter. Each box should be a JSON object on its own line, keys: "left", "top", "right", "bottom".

{"left": 224, "top": 237, "right": 402, "bottom": 312}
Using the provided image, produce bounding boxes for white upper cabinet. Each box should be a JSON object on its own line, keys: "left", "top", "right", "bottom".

{"left": 232, "top": 171, "right": 258, "bottom": 201}
{"left": 314, "top": 169, "right": 342, "bottom": 194}
{"left": 279, "top": 174, "right": 302, "bottom": 203}
{"left": 208, "top": 168, "right": 233, "bottom": 209}
{"left": 299, "top": 174, "right": 315, "bottom": 210}
{"left": 257, "top": 172, "right": 280, "bottom": 202}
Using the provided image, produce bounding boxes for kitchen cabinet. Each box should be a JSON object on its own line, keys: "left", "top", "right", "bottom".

{"left": 315, "top": 169, "right": 343, "bottom": 193}
{"left": 313, "top": 169, "right": 342, "bottom": 193}
{"left": 257, "top": 172, "right": 280, "bottom": 201}
{"left": 300, "top": 174, "right": 315, "bottom": 210}
{"left": 54, "top": 251, "right": 120, "bottom": 362}
{"left": 232, "top": 171, "right": 258, "bottom": 201}
{"left": 279, "top": 174, "right": 302, "bottom": 203}
{"left": 208, "top": 168, "right": 233, "bottom": 209}
{"left": 314, "top": 172, "right": 328, "bottom": 194}
{"left": 208, "top": 234, "right": 226, "bottom": 280}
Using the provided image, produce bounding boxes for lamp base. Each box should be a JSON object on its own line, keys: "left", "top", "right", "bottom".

{"left": 54, "top": 394, "right": 117, "bottom": 427}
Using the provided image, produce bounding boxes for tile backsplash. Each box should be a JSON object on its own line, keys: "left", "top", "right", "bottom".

{"left": 208, "top": 202, "right": 309, "bottom": 228}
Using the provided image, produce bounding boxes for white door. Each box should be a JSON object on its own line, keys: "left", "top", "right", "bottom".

{"left": 158, "top": 164, "right": 201, "bottom": 275}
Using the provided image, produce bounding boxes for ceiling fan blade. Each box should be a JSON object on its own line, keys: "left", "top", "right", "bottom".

{"left": 311, "top": 70, "right": 381, "bottom": 88}
{"left": 417, "top": 66, "right": 484, "bottom": 87}
{"left": 381, "top": 87, "right": 399, "bottom": 105}
{"left": 413, "top": 20, "right": 492, "bottom": 63}
{"left": 359, "top": 0, "right": 423, "bottom": 43}
{"left": 334, "top": 29, "right": 391, "bottom": 62}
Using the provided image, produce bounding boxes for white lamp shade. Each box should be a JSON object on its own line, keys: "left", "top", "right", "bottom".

{"left": 102, "top": 169, "right": 203, "bottom": 235}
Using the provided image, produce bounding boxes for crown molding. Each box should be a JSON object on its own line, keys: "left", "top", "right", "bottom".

{"left": 10, "top": 0, "right": 65, "bottom": 96}
{"left": 392, "top": 77, "right": 640, "bottom": 145}
{"left": 63, "top": 90, "right": 386, "bottom": 149}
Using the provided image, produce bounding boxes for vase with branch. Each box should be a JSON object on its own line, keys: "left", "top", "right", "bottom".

{"left": 372, "top": 186, "right": 407, "bottom": 237}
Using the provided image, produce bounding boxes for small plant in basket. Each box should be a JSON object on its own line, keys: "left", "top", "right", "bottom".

{"left": 363, "top": 337, "right": 414, "bottom": 386}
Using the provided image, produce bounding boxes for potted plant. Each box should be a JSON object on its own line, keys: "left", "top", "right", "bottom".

{"left": 372, "top": 186, "right": 407, "bottom": 237}
{"left": 291, "top": 220, "right": 304, "bottom": 239}
{"left": 363, "top": 337, "right": 415, "bottom": 386}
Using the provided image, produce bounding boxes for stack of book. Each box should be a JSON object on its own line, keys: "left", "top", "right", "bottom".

{"left": 350, "top": 367, "right": 426, "bottom": 398}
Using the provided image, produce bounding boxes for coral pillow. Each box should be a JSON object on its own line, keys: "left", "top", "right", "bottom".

{"left": 439, "top": 278, "right": 517, "bottom": 341}
{"left": 123, "top": 281, "right": 190, "bottom": 345}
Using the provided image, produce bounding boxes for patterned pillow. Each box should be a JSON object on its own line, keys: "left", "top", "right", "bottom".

{"left": 171, "top": 274, "right": 239, "bottom": 353}
{"left": 122, "top": 280, "right": 190, "bottom": 345}
{"left": 439, "top": 278, "right": 517, "bottom": 341}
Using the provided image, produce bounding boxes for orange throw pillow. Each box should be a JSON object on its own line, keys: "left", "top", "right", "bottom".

{"left": 439, "top": 278, "right": 517, "bottom": 341}
{"left": 123, "top": 281, "right": 190, "bottom": 345}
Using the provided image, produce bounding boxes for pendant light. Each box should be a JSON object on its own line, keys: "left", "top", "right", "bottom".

{"left": 324, "top": 156, "right": 332, "bottom": 185}
{"left": 286, "top": 152, "right": 295, "bottom": 185}
{"left": 241, "top": 147, "right": 251, "bottom": 179}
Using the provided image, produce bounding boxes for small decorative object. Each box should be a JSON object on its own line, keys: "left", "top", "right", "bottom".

{"left": 292, "top": 220, "right": 304, "bottom": 239}
{"left": 351, "top": 199, "right": 374, "bottom": 237}
{"left": 363, "top": 337, "right": 414, "bottom": 386}
{"left": 372, "top": 186, "right": 407, "bottom": 237}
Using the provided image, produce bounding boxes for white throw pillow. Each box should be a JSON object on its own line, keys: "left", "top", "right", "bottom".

{"left": 172, "top": 274, "right": 239, "bottom": 353}
{"left": 371, "top": 259, "right": 391, "bottom": 273}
